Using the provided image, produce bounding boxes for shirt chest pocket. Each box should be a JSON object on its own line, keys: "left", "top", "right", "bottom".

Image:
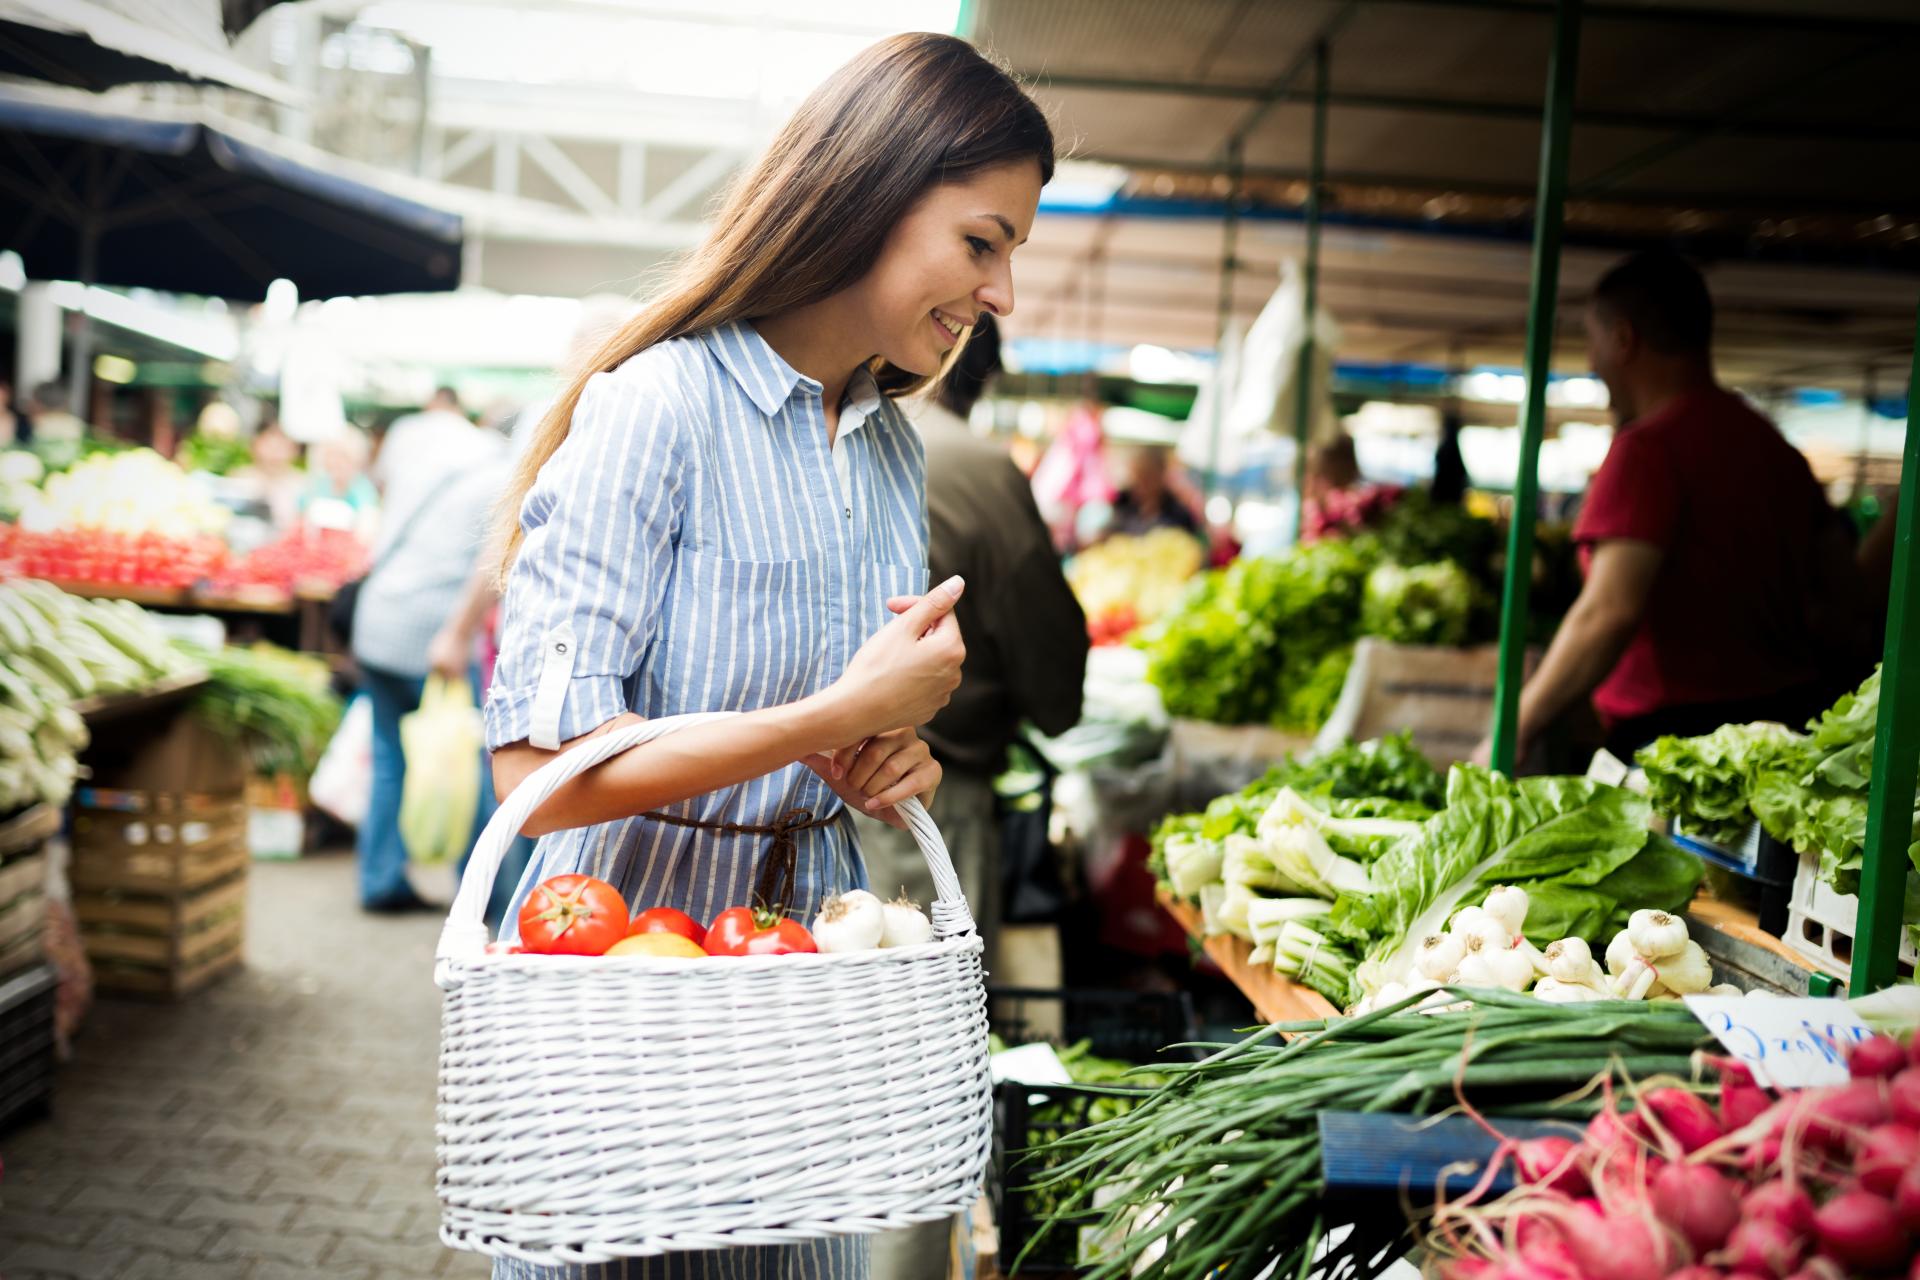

{"left": 649, "top": 549, "right": 819, "bottom": 712}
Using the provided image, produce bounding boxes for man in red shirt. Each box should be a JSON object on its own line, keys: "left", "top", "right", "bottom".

{"left": 1484, "top": 251, "right": 1870, "bottom": 764}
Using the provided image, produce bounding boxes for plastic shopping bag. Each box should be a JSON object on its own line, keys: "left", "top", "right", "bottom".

{"left": 309, "top": 692, "right": 372, "bottom": 829}
{"left": 399, "top": 676, "right": 483, "bottom": 866}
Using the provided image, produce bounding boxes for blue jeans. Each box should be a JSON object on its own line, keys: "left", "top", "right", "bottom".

{"left": 357, "top": 664, "right": 532, "bottom": 925}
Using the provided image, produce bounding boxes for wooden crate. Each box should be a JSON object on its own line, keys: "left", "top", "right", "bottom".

{"left": 70, "top": 789, "right": 248, "bottom": 896}
{"left": 76, "top": 875, "right": 246, "bottom": 999}
{"left": 0, "top": 805, "right": 59, "bottom": 982}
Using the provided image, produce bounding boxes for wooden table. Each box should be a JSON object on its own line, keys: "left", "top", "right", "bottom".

{"left": 1157, "top": 888, "right": 1341, "bottom": 1024}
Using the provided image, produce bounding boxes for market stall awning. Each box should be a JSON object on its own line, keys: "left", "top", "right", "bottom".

{"left": 0, "top": 0, "right": 298, "bottom": 99}
{"left": 0, "top": 89, "right": 463, "bottom": 301}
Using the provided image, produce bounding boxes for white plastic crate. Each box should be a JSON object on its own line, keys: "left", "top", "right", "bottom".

{"left": 1783, "top": 851, "right": 1918, "bottom": 981}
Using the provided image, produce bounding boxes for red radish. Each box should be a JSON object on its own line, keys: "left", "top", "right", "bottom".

{"left": 1911, "top": 1257, "right": 1920, "bottom": 1280}
{"left": 1665, "top": 1269, "right": 1723, "bottom": 1280}
{"left": 1515, "top": 1136, "right": 1591, "bottom": 1197}
{"left": 1441, "top": 1256, "right": 1495, "bottom": 1280}
{"left": 1592, "top": 1147, "right": 1666, "bottom": 1202}
{"left": 1744, "top": 1181, "right": 1817, "bottom": 1239}
{"left": 1551, "top": 1201, "right": 1677, "bottom": 1280}
{"left": 1812, "top": 1189, "right": 1909, "bottom": 1271}
{"left": 1800, "top": 1079, "right": 1891, "bottom": 1150}
{"left": 1848, "top": 1035, "right": 1909, "bottom": 1080}
{"left": 1895, "top": 1161, "right": 1920, "bottom": 1233}
{"left": 1513, "top": 1215, "right": 1582, "bottom": 1280}
{"left": 1653, "top": 1162, "right": 1742, "bottom": 1254}
{"left": 1646, "top": 1087, "right": 1725, "bottom": 1154}
{"left": 1721, "top": 1068, "right": 1774, "bottom": 1134}
{"left": 1717, "top": 1218, "right": 1804, "bottom": 1278}
{"left": 1783, "top": 1262, "right": 1844, "bottom": 1280}
{"left": 1857, "top": 1123, "right": 1920, "bottom": 1197}
{"left": 1892, "top": 1068, "right": 1920, "bottom": 1129}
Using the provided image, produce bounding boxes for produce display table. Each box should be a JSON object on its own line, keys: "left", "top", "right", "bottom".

{"left": 72, "top": 671, "right": 209, "bottom": 727}
{"left": 35, "top": 579, "right": 189, "bottom": 608}
{"left": 1157, "top": 888, "right": 1340, "bottom": 1022}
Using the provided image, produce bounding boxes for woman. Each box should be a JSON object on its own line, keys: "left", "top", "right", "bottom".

{"left": 484, "top": 31, "right": 1053, "bottom": 1280}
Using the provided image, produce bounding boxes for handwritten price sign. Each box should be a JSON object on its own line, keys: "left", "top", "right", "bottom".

{"left": 1682, "top": 995, "right": 1873, "bottom": 1088}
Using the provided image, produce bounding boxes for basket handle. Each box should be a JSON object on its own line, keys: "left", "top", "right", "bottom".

{"left": 435, "top": 712, "right": 976, "bottom": 987}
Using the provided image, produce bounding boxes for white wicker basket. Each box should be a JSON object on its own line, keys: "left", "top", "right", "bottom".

{"left": 434, "top": 712, "right": 992, "bottom": 1265}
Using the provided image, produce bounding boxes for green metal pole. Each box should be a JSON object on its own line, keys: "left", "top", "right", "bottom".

{"left": 1490, "top": 0, "right": 1582, "bottom": 776}
{"left": 1205, "top": 136, "right": 1243, "bottom": 500}
{"left": 1291, "top": 40, "right": 1330, "bottom": 531}
{"left": 1850, "top": 301, "right": 1920, "bottom": 996}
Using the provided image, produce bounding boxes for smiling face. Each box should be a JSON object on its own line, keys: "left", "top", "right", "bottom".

{"left": 849, "top": 160, "right": 1043, "bottom": 377}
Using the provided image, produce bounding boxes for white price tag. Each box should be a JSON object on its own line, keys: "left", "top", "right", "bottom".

{"left": 1586, "top": 749, "right": 1631, "bottom": 786}
{"left": 1682, "top": 995, "right": 1874, "bottom": 1089}
{"left": 989, "top": 1041, "right": 1074, "bottom": 1087}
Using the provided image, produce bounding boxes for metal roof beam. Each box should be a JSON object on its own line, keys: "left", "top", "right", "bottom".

{"left": 1015, "top": 74, "right": 1920, "bottom": 145}
{"left": 1218, "top": 0, "right": 1359, "bottom": 153}
{"left": 1077, "top": 152, "right": 1920, "bottom": 216}
{"left": 1346, "top": 0, "right": 1920, "bottom": 38}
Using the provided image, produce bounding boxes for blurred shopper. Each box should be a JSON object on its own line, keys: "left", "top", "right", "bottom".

{"left": 23, "top": 380, "right": 85, "bottom": 444}
{"left": 237, "top": 419, "right": 304, "bottom": 529}
{"left": 300, "top": 425, "right": 379, "bottom": 540}
{"left": 0, "top": 380, "right": 18, "bottom": 446}
{"left": 351, "top": 406, "right": 510, "bottom": 913}
{"left": 1431, "top": 409, "right": 1470, "bottom": 504}
{"left": 1104, "top": 443, "right": 1200, "bottom": 538}
{"left": 842, "top": 319, "right": 1087, "bottom": 1280}
{"left": 853, "top": 317, "right": 1086, "bottom": 935}
{"left": 1478, "top": 251, "right": 1870, "bottom": 764}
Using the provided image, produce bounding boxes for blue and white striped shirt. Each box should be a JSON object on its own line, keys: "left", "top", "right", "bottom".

{"left": 482, "top": 319, "right": 927, "bottom": 1279}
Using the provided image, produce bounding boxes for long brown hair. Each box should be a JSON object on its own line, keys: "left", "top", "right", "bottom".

{"left": 494, "top": 32, "right": 1055, "bottom": 578}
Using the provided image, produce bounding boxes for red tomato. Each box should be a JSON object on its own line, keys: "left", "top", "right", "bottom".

{"left": 626, "top": 907, "right": 706, "bottom": 946}
{"left": 518, "top": 874, "right": 630, "bottom": 956}
{"left": 705, "top": 907, "right": 817, "bottom": 957}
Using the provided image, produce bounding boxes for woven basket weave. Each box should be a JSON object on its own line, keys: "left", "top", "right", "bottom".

{"left": 434, "top": 713, "right": 992, "bottom": 1265}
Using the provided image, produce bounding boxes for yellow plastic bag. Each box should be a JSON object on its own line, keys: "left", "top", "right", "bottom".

{"left": 399, "top": 676, "right": 483, "bottom": 866}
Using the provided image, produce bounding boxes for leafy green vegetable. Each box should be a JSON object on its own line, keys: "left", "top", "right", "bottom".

{"left": 1636, "top": 721, "right": 1806, "bottom": 846}
{"left": 1334, "top": 766, "right": 1701, "bottom": 998}
{"left": 1141, "top": 539, "right": 1373, "bottom": 729}
{"left": 180, "top": 642, "right": 343, "bottom": 778}
{"left": 1361, "top": 561, "right": 1473, "bottom": 647}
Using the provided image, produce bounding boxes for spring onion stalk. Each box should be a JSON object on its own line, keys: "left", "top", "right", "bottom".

{"left": 1271, "top": 921, "right": 1357, "bottom": 1006}
{"left": 1017, "top": 994, "right": 1713, "bottom": 1280}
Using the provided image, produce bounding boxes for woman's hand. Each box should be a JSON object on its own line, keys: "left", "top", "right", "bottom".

{"left": 804, "top": 728, "right": 940, "bottom": 830}
{"left": 825, "top": 575, "right": 966, "bottom": 740}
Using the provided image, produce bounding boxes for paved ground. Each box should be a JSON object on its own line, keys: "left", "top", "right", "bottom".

{"left": 0, "top": 850, "right": 490, "bottom": 1280}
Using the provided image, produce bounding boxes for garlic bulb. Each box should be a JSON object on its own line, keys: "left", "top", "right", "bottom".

{"left": 1415, "top": 932, "right": 1466, "bottom": 982}
{"left": 1532, "top": 976, "right": 1601, "bottom": 1003}
{"left": 1653, "top": 939, "right": 1714, "bottom": 994}
{"left": 1626, "top": 909, "right": 1689, "bottom": 960}
{"left": 1481, "top": 885, "right": 1530, "bottom": 937}
{"left": 1545, "top": 937, "right": 1595, "bottom": 985}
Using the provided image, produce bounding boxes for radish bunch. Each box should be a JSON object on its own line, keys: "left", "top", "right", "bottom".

{"left": 1430, "top": 1033, "right": 1920, "bottom": 1280}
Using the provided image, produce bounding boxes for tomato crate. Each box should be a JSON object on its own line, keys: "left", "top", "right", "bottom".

{"left": 70, "top": 787, "right": 249, "bottom": 897}
{"left": 0, "top": 804, "right": 58, "bottom": 981}
{"left": 0, "top": 963, "right": 57, "bottom": 1132}
{"left": 75, "top": 872, "right": 246, "bottom": 999}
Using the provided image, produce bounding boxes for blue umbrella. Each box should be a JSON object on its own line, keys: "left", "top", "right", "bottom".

{"left": 0, "top": 89, "right": 462, "bottom": 404}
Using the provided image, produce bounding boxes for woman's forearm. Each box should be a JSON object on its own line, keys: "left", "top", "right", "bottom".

{"left": 492, "top": 689, "right": 864, "bottom": 838}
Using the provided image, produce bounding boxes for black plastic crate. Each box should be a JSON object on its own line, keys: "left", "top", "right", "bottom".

{"left": 993, "top": 1079, "right": 1158, "bottom": 1276}
{"left": 986, "top": 985, "right": 1196, "bottom": 1064}
{"left": 0, "top": 963, "right": 56, "bottom": 1132}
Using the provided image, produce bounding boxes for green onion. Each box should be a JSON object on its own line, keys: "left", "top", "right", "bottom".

{"left": 1018, "top": 992, "right": 1713, "bottom": 1280}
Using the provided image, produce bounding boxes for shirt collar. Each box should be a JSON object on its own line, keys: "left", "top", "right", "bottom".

{"left": 702, "top": 319, "right": 887, "bottom": 425}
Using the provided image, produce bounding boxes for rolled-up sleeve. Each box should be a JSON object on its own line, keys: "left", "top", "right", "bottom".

{"left": 485, "top": 362, "right": 685, "bottom": 750}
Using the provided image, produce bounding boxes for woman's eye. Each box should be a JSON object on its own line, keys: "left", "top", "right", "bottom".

{"left": 965, "top": 236, "right": 992, "bottom": 257}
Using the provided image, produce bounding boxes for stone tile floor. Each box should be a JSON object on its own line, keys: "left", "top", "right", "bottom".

{"left": 0, "top": 851, "right": 490, "bottom": 1280}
